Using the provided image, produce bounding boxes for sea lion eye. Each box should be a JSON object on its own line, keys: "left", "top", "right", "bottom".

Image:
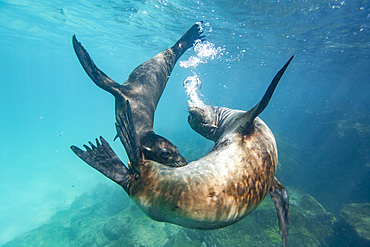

{"left": 160, "top": 151, "right": 171, "bottom": 159}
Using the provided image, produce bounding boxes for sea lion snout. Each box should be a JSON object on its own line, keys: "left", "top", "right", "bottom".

{"left": 188, "top": 107, "right": 218, "bottom": 141}
{"left": 188, "top": 107, "right": 207, "bottom": 125}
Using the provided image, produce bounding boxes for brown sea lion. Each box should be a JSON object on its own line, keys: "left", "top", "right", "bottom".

{"left": 185, "top": 56, "right": 293, "bottom": 246}
{"left": 72, "top": 23, "right": 204, "bottom": 167}
{"left": 71, "top": 55, "right": 293, "bottom": 246}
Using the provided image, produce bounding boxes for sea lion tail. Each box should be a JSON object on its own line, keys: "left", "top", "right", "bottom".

{"left": 269, "top": 177, "right": 289, "bottom": 247}
{"left": 240, "top": 55, "right": 294, "bottom": 132}
{"left": 171, "top": 22, "right": 206, "bottom": 57}
{"left": 70, "top": 137, "right": 132, "bottom": 193}
{"left": 72, "top": 35, "right": 122, "bottom": 97}
{"left": 115, "top": 100, "right": 143, "bottom": 174}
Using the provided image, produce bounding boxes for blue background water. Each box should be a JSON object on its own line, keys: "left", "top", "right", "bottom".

{"left": 0, "top": 0, "right": 369, "bottom": 245}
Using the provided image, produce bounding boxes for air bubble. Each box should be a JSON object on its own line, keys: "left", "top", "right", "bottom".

{"left": 183, "top": 75, "right": 206, "bottom": 109}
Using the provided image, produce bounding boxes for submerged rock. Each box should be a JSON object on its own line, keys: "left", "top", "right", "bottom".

{"left": 3, "top": 184, "right": 336, "bottom": 246}
{"left": 340, "top": 203, "right": 370, "bottom": 242}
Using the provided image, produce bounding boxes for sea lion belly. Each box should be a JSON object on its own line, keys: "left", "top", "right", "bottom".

{"left": 129, "top": 118, "right": 277, "bottom": 230}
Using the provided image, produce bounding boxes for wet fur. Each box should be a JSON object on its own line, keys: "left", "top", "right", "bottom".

{"left": 129, "top": 117, "right": 277, "bottom": 230}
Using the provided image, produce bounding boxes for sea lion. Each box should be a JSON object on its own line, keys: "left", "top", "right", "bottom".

{"left": 185, "top": 56, "right": 293, "bottom": 246}
{"left": 71, "top": 55, "right": 293, "bottom": 246}
{"left": 72, "top": 23, "right": 205, "bottom": 167}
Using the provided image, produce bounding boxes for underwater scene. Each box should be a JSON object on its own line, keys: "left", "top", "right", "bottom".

{"left": 0, "top": 0, "right": 369, "bottom": 246}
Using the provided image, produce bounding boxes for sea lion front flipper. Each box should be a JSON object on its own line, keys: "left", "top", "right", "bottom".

{"left": 70, "top": 137, "right": 132, "bottom": 193}
{"left": 72, "top": 35, "right": 122, "bottom": 97}
{"left": 115, "top": 100, "right": 143, "bottom": 173}
{"left": 269, "top": 177, "right": 289, "bottom": 247}
{"left": 171, "top": 22, "right": 205, "bottom": 57}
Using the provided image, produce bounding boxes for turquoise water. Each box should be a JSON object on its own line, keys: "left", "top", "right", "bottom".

{"left": 0, "top": 0, "right": 369, "bottom": 246}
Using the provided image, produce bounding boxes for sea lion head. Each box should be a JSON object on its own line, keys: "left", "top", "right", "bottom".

{"left": 188, "top": 106, "right": 219, "bottom": 142}
{"left": 141, "top": 131, "right": 187, "bottom": 167}
{"left": 188, "top": 105, "right": 240, "bottom": 143}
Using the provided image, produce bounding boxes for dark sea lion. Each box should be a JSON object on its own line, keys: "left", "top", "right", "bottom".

{"left": 72, "top": 23, "right": 204, "bottom": 167}
{"left": 71, "top": 55, "right": 293, "bottom": 247}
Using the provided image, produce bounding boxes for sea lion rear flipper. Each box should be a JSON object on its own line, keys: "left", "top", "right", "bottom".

{"left": 72, "top": 35, "right": 122, "bottom": 97}
{"left": 71, "top": 137, "right": 132, "bottom": 193}
{"left": 269, "top": 177, "right": 289, "bottom": 247}
{"left": 115, "top": 100, "right": 143, "bottom": 172}
{"left": 240, "top": 55, "right": 294, "bottom": 132}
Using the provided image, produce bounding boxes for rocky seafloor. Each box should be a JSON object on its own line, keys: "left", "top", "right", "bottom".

{"left": 3, "top": 183, "right": 369, "bottom": 247}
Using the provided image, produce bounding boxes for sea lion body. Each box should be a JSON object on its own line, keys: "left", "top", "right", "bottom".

{"left": 114, "top": 46, "right": 184, "bottom": 136}
{"left": 129, "top": 117, "right": 276, "bottom": 229}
